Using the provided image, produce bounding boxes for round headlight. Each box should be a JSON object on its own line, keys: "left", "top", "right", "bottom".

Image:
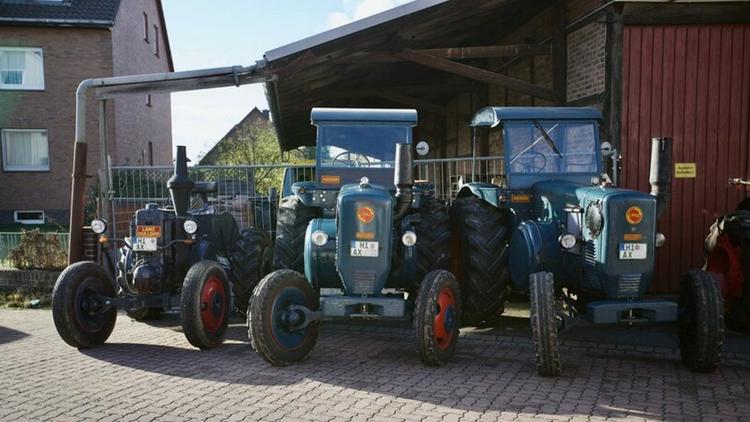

{"left": 91, "top": 219, "right": 107, "bottom": 234}
{"left": 183, "top": 219, "right": 198, "bottom": 235}
{"left": 559, "top": 233, "right": 577, "bottom": 250}
{"left": 311, "top": 230, "right": 328, "bottom": 246}
{"left": 402, "top": 230, "right": 417, "bottom": 247}
{"left": 655, "top": 233, "right": 666, "bottom": 248}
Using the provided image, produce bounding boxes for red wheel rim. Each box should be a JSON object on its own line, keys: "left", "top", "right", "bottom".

{"left": 434, "top": 287, "right": 457, "bottom": 350}
{"left": 200, "top": 276, "right": 226, "bottom": 333}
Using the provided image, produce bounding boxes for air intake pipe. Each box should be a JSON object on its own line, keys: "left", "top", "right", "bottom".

{"left": 394, "top": 143, "right": 414, "bottom": 221}
{"left": 649, "top": 137, "right": 672, "bottom": 218}
{"left": 167, "top": 146, "right": 194, "bottom": 217}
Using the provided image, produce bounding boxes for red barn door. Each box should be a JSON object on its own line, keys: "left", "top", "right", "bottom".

{"left": 621, "top": 24, "right": 750, "bottom": 293}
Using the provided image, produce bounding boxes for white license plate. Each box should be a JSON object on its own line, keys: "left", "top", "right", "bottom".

{"left": 619, "top": 243, "right": 647, "bottom": 260}
{"left": 133, "top": 237, "right": 158, "bottom": 252}
{"left": 350, "top": 241, "right": 379, "bottom": 257}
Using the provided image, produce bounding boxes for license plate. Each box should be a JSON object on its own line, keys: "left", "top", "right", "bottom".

{"left": 133, "top": 237, "right": 158, "bottom": 251}
{"left": 619, "top": 243, "right": 647, "bottom": 260}
{"left": 350, "top": 241, "right": 378, "bottom": 257}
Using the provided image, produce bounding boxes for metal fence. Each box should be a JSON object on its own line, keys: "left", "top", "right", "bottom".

{"left": 106, "top": 156, "right": 504, "bottom": 237}
{"left": 0, "top": 232, "right": 70, "bottom": 268}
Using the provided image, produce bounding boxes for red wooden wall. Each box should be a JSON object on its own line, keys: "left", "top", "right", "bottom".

{"left": 622, "top": 24, "right": 750, "bottom": 292}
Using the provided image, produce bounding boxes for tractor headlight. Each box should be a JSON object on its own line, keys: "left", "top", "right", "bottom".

{"left": 402, "top": 230, "right": 417, "bottom": 247}
{"left": 183, "top": 219, "right": 198, "bottom": 235}
{"left": 311, "top": 230, "right": 328, "bottom": 246}
{"left": 655, "top": 233, "right": 666, "bottom": 248}
{"left": 585, "top": 203, "right": 603, "bottom": 238}
{"left": 559, "top": 233, "right": 577, "bottom": 250}
{"left": 91, "top": 219, "right": 107, "bottom": 234}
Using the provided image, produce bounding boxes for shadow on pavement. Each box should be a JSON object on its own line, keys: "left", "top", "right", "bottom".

{"left": 0, "top": 325, "right": 29, "bottom": 345}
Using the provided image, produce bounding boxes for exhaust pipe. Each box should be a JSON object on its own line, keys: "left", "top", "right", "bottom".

{"left": 649, "top": 137, "right": 672, "bottom": 218}
{"left": 394, "top": 143, "right": 414, "bottom": 220}
{"left": 167, "top": 146, "right": 194, "bottom": 216}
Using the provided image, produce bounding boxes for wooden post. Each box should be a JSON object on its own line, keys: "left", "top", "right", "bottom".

{"left": 608, "top": 4, "right": 624, "bottom": 151}
{"left": 68, "top": 142, "right": 87, "bottom": 265}
{"left": 552, "top": 0, "right": 567, "bottom": 105}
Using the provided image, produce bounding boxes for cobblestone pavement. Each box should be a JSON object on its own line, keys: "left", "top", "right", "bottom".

{"left": 1, "top": 308, "right": 749, "bottom": 422}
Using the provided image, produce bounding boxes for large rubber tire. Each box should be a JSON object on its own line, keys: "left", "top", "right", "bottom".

{"left": 451, "top": 195, "right": 511, "bottom": 326}
{"left": 52, "top": 261, "right": 117, "bottom": 348}
{"left": 415, "top": 270, "right": 461, "bottom": 366}
{"left": 529, "top": 272, "right": 561, "bottom": 377}
{"left": 180, "top": 261, "right": 231, "bottom": 349}
{"left": 248, "top": 270, "right": 319, "bottom": 366}
{"left": 230, "top": 229, "right": 272, "bottom": 311}
{"left": 273, "top": 196, "right": 321, "bottom": 272}
{"left": 412, "top": 195, "right": 452, "bottom": 278}
{"left": 679, "top": 270, "right": 724, "bottom": 373}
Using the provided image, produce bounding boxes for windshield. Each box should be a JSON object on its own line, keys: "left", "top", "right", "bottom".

{"left": 318, "top": 124, "right": 409, "bottom": 168}
{"left": 505, "top": 120, "right": 599, "bottom": 175}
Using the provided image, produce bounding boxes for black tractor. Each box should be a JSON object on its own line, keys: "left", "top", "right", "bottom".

{"left": 52, "top": 146, "right": 272, "bottom": 349}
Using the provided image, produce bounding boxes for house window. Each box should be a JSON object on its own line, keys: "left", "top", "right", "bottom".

{"left": 153, "top": 25, "right": 159, "bottom": 57}
{"left": 1, "top": 129, "right": 49, "bottom": 171}
{"left": 143, "top": 12, "right": 149, "bottom": 42}
{"left": 14, "top": 210, "right": 45, "bottom": 225}
{"left": 0, "top": 47, "right": 45, "bottom": 90}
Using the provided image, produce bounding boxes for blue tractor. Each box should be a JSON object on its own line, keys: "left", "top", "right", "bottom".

{"left": 248, "top": 108, "right": 458, "bottom": 366}
{"left": 452, "top": 107, "right": 724, "bottom": 376}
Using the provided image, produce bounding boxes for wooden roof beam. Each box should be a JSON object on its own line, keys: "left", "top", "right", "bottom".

{"left": 395, "top": 48, "right": 561, "bottom": 102}
{"left": 338, "top": 44, "right": 550, "bottom": 64}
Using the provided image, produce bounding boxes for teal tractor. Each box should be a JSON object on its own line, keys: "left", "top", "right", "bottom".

{"left": 452, "top": 107, "right": 724, "bottom": 376}
{"left": 248, "top": 108, "right": 458, "bottom": 366}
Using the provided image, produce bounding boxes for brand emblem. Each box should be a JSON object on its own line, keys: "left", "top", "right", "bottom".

{"left": 625, "top": 206, "right": 643, "bottom": 225}
{"left": 357, "top": 207, "right": 375, "bottom": 224}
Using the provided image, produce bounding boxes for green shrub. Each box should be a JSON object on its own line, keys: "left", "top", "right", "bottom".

{"left": 8, "top": 229, "right": 67, "bottom": 270}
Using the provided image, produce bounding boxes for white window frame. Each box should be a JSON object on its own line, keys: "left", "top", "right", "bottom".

{"left": 14, "top": 210, "right": 45, "bottom": 225}
{"left": 1, "top": 129, "right": 50, "bottom": 171}
{"left": 0, "top": 47, "right": 45, "bottom": 91}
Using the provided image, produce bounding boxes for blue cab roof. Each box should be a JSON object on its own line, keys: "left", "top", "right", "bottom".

{"left": 311, "top": 107, "right": 418, "bottom": 125}
{"left": 470, "top": 107, "right": 603, "bottom": 128}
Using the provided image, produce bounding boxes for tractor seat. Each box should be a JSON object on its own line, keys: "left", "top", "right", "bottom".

{"left": 193, "top": 182, "right": 218, "bottom": 194}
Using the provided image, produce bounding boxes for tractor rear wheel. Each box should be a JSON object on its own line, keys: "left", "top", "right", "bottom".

{"left": 273, "top": 196, "right": 321, "bottom": 272}
{"left": 230, "top": 229, "right": 272, "bottom": 311}
{"left": 451, "top": 195, "right": 511, "bottom": 326}
{"left": 678, "top": 270, "right": 724, "bottom": 373}
{"left": 180, "top": 261, "right": 230, "bottom": 349}
{"left": 412, "top": 195, "right": 451, "bottom": 278}
{"left": 415, "top": 270, "right": 461, "bottom": 366}
{"left": 529, "top": 272, "right": 561, "bottom": 377}
{"left": 248, "top": 269, "right": 319, "bottom": 366}
{"left": 52, "top": 261, "right": 117, "bottom": 348}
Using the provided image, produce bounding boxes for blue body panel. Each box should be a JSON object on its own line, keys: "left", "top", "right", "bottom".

{"left": 311, "top": 107, "right": 418, "bottom": 125}
{"left": 471, "top": 106, "right": 603, "bottom": 127}
{"left": 586, "top": 300, "right": 677, "bottom": 324}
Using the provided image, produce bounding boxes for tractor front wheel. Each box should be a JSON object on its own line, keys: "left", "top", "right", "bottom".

{"left": 678, "top": 270, "right": 724, "bottom": 373}
{"left": 52, "top": 261, "right": 117, "bottom": 348}
{"left": 180, "top": 261, "right": 230, "bottom": 349}
{"left": 248, "top": 269, "right": 319, "bottom": 366}
{"left": 529, "top": 272, "right": 561, "bottom": 377}
{"left": 415, "top": 270, "right": 461, "bottom": 366}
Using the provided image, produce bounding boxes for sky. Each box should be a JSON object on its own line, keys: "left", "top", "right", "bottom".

{"left": 162, "top": 0, "right": 412, "bottom": 160}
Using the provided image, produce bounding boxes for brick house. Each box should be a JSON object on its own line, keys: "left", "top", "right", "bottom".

{"left": 0, "top": 0, "right": 173, "bottom": 226}
{"left": 198, "top": 107, "right": 271, "bottom": 165}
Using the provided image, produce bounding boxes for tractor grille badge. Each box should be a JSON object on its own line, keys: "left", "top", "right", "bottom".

{"left": 625, "top": 206, "right": 643, "bottom": 225}
{"left": 357, "top": 206, "right": 375, "bottom": 224}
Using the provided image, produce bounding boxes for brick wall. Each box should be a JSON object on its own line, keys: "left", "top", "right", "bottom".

{"left": 0, "top": 268, "right": 59, "bottom": 292}
{"left": 0, "top": 26, "right": 114, "bottom": 223}
{"left": 567, "top": 22, "right": 606, "bottom": 102}
{"left": 111, "top": 0, "right": 173, "bottom": 166}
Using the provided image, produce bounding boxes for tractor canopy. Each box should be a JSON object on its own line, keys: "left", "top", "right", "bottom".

{"left": 470, "top": 107, "right": 604, "bottom": 190}
{"left": 310, "top": 108, "right": 417, "bottom": 187}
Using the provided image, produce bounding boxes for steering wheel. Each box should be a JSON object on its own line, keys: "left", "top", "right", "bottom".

{"left": 331, "top": 151, "right": 371, "bottom": 168}
{"left": 515, "top": 151, "right": 547, "bottom": 173}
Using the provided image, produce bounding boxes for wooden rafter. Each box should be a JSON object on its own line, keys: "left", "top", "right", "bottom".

{"left": 337, "top": 44, "right": 550, "bottom": 64}
{"left": 395, "top": 49, "right": 561, "bottom": 102}
{"left": 329, "top": 89, "right": 469, "bottom": 119}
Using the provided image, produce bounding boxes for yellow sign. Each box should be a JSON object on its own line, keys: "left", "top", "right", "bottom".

{"left": 675, "top": 163, "right": 697, "bottom": 179}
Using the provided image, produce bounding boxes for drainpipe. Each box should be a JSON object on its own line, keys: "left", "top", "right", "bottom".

{"left": 67, "top": 64, "right": 273, "bottom": 264}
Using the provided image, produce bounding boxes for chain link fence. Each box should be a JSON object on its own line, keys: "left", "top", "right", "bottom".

{"left": 106, "top": 157, "right": 503, "bottom": 238}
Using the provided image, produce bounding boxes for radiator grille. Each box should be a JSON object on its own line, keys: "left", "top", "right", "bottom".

{"left": 618, "top": 273, "right": 642, "bottom": 298}
{"left": 350, "top": 270, "right": 377, "bottom": 295}
{"left": 583, "top": 241, "right": 600, "bottom": 289}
